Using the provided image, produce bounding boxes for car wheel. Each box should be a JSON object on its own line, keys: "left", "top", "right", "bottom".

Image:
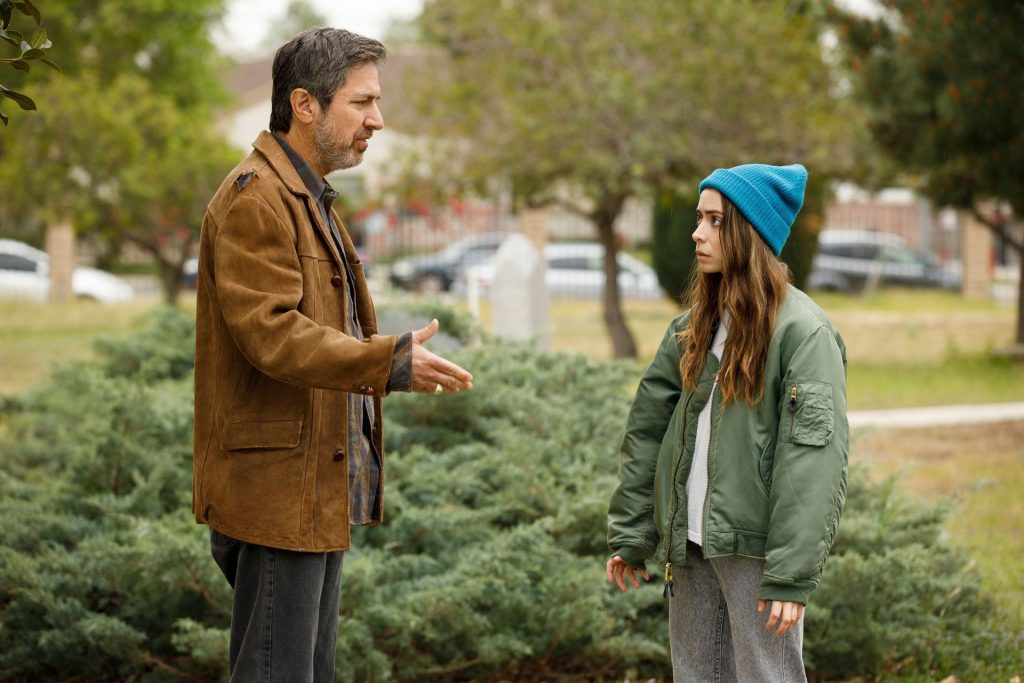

{"left": 416, "top": 274, "right": 445, "bottom": 294}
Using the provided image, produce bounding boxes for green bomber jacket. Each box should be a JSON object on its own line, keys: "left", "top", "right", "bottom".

{"left": 607, "top": 285, "right": 849, "bottom": 604}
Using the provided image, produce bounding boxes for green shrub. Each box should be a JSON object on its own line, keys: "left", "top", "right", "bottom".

{"left": 0, "top": 306, "right": 1018, "bottom": 681}
{"left": 651, "top": 185, "right": 697, "bottom": 302}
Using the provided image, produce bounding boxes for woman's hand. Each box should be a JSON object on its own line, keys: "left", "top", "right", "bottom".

{"left": 605, "top": 555, "right": 650, "bottom": 591}
{"left": 757, "top": 599, "right": 805, "bottom": 636}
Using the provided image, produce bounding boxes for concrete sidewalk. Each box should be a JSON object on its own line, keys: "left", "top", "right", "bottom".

{"left": 849, "top": 401, "right": 1024, "bottom": 429}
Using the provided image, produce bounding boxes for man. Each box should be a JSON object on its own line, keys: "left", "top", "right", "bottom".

{"left": 192, "top": 28, "right": 473, "bottom": 682}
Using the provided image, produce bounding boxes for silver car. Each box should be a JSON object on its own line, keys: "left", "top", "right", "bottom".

{"left": 0, "top": 239, "right": 135, "bottom": 303}
{"left": 807, "top": 229, "right": 961, "bottom": 292}
{"left": 462, "top": 241, "right": 663, "bottom": 300}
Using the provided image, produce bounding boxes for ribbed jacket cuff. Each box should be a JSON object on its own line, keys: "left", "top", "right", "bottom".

{"left": 610, "top": 546, "right": 649, "bottom": 571}
{"left": 756, "top": 576, "right": 816, "bottom": 605}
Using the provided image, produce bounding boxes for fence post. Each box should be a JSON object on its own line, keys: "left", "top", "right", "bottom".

{"left": 45, "top": 223, "right": 75, "bottom": 303}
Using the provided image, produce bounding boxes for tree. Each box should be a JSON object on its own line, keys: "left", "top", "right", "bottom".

{"left": 0, "top": 0, "right": 59, "bottom": 126}
{"left": 261, "top": 0, "right": 328, "bottom": 50}
{"left": 831, "top": 0, "right": 1024, "bottom": 345}
{"left": 0, "top": 0, "right": 235, "bottom": 303}
{"left": 400, "top": 0, "right": 850, "bottom": 357}
{"left": 0, "top": 74, "right": 239, "bottom": 304}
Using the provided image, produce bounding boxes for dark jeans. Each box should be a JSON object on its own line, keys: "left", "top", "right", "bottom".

{"left": 210, "top": 529, "right": 345, "bottom": 683}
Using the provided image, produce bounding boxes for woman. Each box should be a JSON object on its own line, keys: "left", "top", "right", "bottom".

{"left": 606, "top": 163, "right": 849, "bottom": 682}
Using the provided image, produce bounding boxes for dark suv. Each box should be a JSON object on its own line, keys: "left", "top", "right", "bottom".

{"left": 388, "top": 232, "right": 511, "bottom": 293}
{"left": 807, "top": 229, "right": 961, "bottom": 293}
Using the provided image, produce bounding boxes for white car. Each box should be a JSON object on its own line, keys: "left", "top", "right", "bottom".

{"left": 0, "top": 238, "right": 135, "bottom": 303}
{"left": 462, "top": 241, "right": 664, "bottom": 300}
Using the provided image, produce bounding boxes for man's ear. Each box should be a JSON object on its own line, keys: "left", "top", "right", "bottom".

{"left": 289, "top": 88, "right": 320, "bottom": 125}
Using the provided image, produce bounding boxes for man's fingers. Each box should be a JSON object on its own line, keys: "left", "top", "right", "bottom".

{"left": 614, "top": 565, "right": 627, "bottom": 592}
{"left": 626, "top": 567, "right": 640, "bottom": 589}
{"left": 757, "top": 599, "right": 766, "bottom": 613}
{"left": 606, "top": 559, "right": 615, "bottom": 584}
{"left": 412, "top": 318, "right": 439, "bottom": 344}
{"left": 639, "top": 569, "right": 650, "bottom": 581}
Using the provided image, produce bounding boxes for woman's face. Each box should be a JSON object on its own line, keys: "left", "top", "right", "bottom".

{"left": 693, "top": 189, "right": 724, "bottom": 274}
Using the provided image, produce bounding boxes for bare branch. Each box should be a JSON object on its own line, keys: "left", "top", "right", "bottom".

{"left": 971, "top": 205, "right": 1024, "bottom": 253}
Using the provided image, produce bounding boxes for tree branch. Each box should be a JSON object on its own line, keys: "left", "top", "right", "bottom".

{"left": 971, "top": 205, "right": 1024, "bottom": 253}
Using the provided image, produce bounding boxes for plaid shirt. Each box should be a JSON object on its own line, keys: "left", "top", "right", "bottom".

{"left": 274, "top": 134, "right": 412, "bottom": 525}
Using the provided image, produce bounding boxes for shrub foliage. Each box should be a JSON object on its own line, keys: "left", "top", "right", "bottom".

{"left": 0, "top": 307, "right": 1016, "bottom": 681}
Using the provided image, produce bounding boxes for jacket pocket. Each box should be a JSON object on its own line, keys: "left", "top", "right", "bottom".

{"left": 222, "top": 418, "right": 303, "bottom": 451}
{"left": 783, "top": 381, "right": 834, "bottom": 447}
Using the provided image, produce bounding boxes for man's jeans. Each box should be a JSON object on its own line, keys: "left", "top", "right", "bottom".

{"left": 210, "top": 529, "right": 345, "bottom": 683}
{"left": 668, "top": 541, "right": 807, "bottom": 682}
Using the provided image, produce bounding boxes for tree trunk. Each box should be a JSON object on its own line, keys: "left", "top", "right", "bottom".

{"left": 158, "top": 259, "right": 183, "bottom": 306}
{"left": 592, "top": 197, "right": 637, "bottom": 359}
{"left": 1016, "top": 257, "right": 1024, "bottom": 346}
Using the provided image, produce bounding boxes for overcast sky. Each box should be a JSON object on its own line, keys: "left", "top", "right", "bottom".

{"left": 217, "top": 0, "right": 425, "bottom": 55}
{"left": 217, "top": 0, "right": 882, "bottom": 57}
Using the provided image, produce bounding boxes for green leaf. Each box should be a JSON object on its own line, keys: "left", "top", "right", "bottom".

{"left": 21, "top": 47, "right": 43, "bottom": 60}
{"left": 29, "top": 26, "right": 43, "bottom": 48}
{"left": 13, "top": 0, "right": 40, "bottom": 25}
{"left": 0, "top": 108, "right": 8, "bottom": 125}
{"left": 0, "top": 84, "right": 36, "bottom": 110}
{"left": 0, "top": 2, "right": 12, "bottom": 30}
{"left": 0, "top": 28, "right": 20, "bottom": 46}
{"left": 41, "top": 56, "right": 59, "bottom": 72}
{"left": 9, "top": 58, "right": 28, "bottom": 71}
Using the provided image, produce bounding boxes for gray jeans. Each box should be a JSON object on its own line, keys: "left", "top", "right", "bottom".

{"left": 669, "top": 541, "right": 806, "bottom": 682}
{"left": 210, "top": 529, "right": 345, "bottom": 683}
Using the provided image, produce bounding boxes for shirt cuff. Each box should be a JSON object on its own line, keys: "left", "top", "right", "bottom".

{"left": 385, "top": 332, "right": 413, "bottom": 393}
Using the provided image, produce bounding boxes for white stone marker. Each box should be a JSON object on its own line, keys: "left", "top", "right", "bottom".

{"left": 490, "top": 234, "right": 550, "bottom": 350}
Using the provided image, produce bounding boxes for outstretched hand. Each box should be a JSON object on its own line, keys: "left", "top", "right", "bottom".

{"left": 410, "top": 319, "right": 474, "bottom": 394}
{"left": 605, "top": 555, "right": 650, "bottom": 592}
{"left": 758, "top": 599, "right": 804, "bottom": 637}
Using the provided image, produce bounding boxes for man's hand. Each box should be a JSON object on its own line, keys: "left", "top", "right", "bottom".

{"left": 410, "top": 319, "right": 474, "bottom": 393}
{"left": 758, "top": 599, "right": 804, "bottom": 636}
{"left": 605, "top": 555, "right": 650, "bottom": 592}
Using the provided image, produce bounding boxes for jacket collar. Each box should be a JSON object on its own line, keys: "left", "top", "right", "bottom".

{"left": 252, "top": 130, "right": 314, "bottom": 199}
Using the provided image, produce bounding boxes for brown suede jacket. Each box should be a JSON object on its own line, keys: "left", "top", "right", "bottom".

{"left": 193, "top": 131, "right": 398, "bottom": 552}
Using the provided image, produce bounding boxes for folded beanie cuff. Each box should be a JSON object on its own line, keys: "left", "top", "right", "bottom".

{"left": 699, "top": 169, "right": 790, "bottom": 256}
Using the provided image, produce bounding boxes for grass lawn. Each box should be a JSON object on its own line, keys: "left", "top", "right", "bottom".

{"left": 853, "top": 421, "right": 1024, "bottom": 632}
{"left": 0, "top": 297, "right": 195, "bottom": 395}
{"left": 2, "top": 288, "right": 1021, "bottom": 410}
{"left": 465, "top": 288, "right": 1022, "bottom": 410}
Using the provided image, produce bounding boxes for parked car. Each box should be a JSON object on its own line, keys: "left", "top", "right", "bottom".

{"left": 388, "top": 232, "right": 512, "bottom": 293}
{"left": 461, "top": 241, "right": 664, "bottom": 300}
{"left": 0, "top": 239, "right": 135, "bottom": 303}
{"left": 807, "top": 229, "right": 961, "bottom": 293}
{"left": 182, "top": 257, "right": 199, "bottom": 289}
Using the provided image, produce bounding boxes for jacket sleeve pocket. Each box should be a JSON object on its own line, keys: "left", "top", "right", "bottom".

{"left": 222, "top": 418, "right": 303, "bottom": 451}
{"left": 783, "top": 381, "right": 834, "bottom": 447}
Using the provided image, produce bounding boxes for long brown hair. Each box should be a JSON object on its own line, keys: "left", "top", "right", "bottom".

{"left": 678, "top": 195, "right": 790, "bottom": 406}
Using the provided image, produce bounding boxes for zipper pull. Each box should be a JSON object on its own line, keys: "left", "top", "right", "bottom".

{"left": 662, "top": 562, "right": 675, "bottom": 598}
{"left": 788, "top": 386, "right": 798, "bottom": 412}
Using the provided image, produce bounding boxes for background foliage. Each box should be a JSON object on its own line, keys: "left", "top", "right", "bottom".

{"left": 0, "top": 307, "right": 1019, "bottom": 682}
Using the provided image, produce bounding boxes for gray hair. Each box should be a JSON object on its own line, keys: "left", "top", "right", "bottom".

{"left": 269, "top": 28, "right": 387, "bottom": 133}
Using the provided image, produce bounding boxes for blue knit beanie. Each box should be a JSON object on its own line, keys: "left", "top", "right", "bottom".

{"left": 698, "top": 163, "right": 808, "bottom": 256}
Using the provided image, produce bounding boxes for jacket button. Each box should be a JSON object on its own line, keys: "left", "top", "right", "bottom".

{"left": 365, "top": 386, "right": 375, "bottom": 396}
{"left": 330, "top": 275, "right": 343, "bottom": 287}
{"left": 333, "top": 450, "right": 344, "bottom": 462}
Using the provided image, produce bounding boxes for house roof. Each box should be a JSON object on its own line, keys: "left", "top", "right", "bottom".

{"left": 223, "top": 48, "right": 439, "bottom": 134}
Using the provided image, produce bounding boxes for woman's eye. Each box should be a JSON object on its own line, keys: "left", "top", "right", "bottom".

{"left": 712, "top": 217, "right": 722, "bottom": 228}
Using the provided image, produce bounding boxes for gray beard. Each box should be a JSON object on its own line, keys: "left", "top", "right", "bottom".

{"left": 313, "top": 120, "right": 361, "bottom": 174}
